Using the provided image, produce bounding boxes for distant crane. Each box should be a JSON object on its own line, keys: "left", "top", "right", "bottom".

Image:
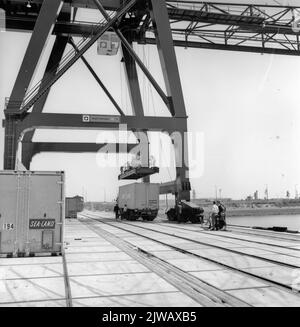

{"left": 265, "top": 185, "right": 269, "bottom": 200}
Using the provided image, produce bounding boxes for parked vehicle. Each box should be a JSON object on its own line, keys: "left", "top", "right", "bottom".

{"left": 65, "top": 196, "right": 84, "bottom": 219}
{"left": 0, "top": 171, "right": 65, "bottom": 257}
{"left": 118, "top": 183, "right": 159, "bottom": 221}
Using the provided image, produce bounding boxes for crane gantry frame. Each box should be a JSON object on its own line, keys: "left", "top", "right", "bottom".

{"left": 1, "top": 0, "right": 300, "bottom": 203}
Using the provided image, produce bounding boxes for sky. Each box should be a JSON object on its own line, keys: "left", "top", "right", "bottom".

{"left": 1, "top": 0, "right": 300, "bottom": 201}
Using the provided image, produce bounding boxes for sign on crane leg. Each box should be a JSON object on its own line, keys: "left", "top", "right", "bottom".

{"left": 97, "top": 32, "right": 120, "bottom": 56}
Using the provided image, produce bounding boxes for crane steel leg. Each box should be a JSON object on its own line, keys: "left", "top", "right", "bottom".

{"left": 150, "top": 0, "right": 190, "bottom": 201}
{"left": 122, "top": 39, "right": 150, "bottom": 182}
{"left": 122, "top": 40, "right": 145, "bottom": 118}
{"left": 24, "top": 36, "right": 69, "bottom": 142}
{"left": 149, "top": 0, "right": 187, "bottom": 118}
{"left": 21, "top": 35, "right": 69, "bottom": 169}
{"left": 4, "top": 0, "right": 63, "bottom": 169}
{"left": 3, "top": 118, "right": 19, "bottom": 170}
{"left": 171, "top": 128, "right": 191, "bottom": 203}
{"left": 21, "top": 142, "right": 38, "bottom": 170}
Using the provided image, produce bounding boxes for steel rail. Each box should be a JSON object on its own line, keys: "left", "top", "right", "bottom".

{"left": 80, "top": 216, "right": 250, "bottom": 307}
{"left": 80, "top": 213, "right": 300, "bottom": 296}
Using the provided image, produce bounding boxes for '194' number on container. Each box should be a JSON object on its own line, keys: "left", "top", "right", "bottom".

{"left": 3, "top": 223, "right": 14, "bottom": 231}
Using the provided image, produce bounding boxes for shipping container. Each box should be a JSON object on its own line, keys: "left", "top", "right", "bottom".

{"left": 0, "top": 171, "right": 65, "bottom": 257}
{"left": 65, "top": 196, "right": 84, "bottom": 218}
{"left": 118, "top": 183, "right": 159, "bottom": 221}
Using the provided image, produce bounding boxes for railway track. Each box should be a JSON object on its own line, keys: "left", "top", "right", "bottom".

{"left": 154, "top": 223, "right": 300, "bottom": 255}
{"left": 157, "top": 216, "right": 300, "bottom": 243}
{"left": 79, "top": 215, "right": 250, "bottom": 307}
{"left": 62, "top": 250, "right": 73, "bottom": 307}
{"left": 79, "top": 213, "right": 300, "bottom": 306}
{"left": 228, "top": 225, "right": 300, "bottom": 242}
{"left": 158, "top": 220, "right": 300, "bottom": 243}
{"left": 87, "top": 212, "right": 300, "bottom": 269}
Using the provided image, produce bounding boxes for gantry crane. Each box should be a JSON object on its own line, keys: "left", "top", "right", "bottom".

{"left": 1, "top": 0, "right": 300, "bottom": 204}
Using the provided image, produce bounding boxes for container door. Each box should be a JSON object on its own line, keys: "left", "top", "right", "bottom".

{"left": 149, "top": 184, "right": 159, "bottom": 210}
{"left": 136, "top": 184, "right": 146, "bottom": 209}
{"left": 0, "top": 174, "right": 21, "bottom": 254}
{"left": 42, "top": 230, "right": 54, "bottom": 249}
{"left": 128, "top": 184, "right": 135, "bottom": 209}
{"left": 26, "top": 174, "right": 63, "bottom": 253}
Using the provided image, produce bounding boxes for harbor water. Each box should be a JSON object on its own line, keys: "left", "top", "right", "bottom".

{"left": 227, "top": 214, "right": 300, "bottom": 231}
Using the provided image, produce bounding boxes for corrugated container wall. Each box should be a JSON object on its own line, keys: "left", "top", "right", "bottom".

{"left": 65, "top": 196, "right": 84, "bottom": 218}
{"left": 118, "top": 183, "right": 159, "bottom": 210}
{"left": 0, "top": 171, "right": 65, "bottom": 257}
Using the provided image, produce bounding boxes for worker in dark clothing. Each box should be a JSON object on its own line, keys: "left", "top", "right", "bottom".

{"left": 217, "top": 201, "right": 226, "bottom": 230}
{"left": 210, "top": 201, "right": 219, "bottom": 230}
{"left": 176, "top": 202, "right": 183, "bottom": 223}
{"left": 114, "top": 203, "right": 120, "bottom": 220}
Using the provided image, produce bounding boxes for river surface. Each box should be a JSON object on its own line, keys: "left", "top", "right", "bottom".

{"left": 227, "top": 214, "right": 300, "bottom": 230}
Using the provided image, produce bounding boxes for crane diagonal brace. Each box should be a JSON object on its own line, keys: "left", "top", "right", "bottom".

{"left": 5, "top": 0, "right": 137, "bottom": 117}
{"left": 92, "top": 0, "right": 174, "bottom": 116}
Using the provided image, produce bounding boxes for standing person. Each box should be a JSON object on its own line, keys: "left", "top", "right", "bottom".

{"left": 114, "top": 203, "right": 120, "bottom": 220}
{"left": 217, "top": 201, "right": 227, "bottom": 230}
{"left": 177, "top": 202, "right": 183, "bottom": 223}
{"left": 210, "top": 201, "right": 219, "bottom": 230}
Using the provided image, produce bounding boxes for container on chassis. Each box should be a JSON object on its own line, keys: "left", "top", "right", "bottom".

{"left": 118, "top": 183, "right": 159, "bottom": 221}
{"left": 65, "top": 196, "right": 84, "bottom": 218}
{"left": 0, "top": 171, "right": 65, "bottom": 257}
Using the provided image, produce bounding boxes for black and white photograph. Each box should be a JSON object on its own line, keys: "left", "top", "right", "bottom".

{"left": 0, "top": 0, "right": 300, "bottom": 313}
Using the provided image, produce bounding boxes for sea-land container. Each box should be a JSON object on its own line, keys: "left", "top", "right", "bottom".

{"left": 118, "top": 183, "right": 159, "bottom": 221}
{"left": 0, "top": 171, "right": 65, "bottom": 257}
{"left": 65, "top": 196, "right": 84, "bottom": 218}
